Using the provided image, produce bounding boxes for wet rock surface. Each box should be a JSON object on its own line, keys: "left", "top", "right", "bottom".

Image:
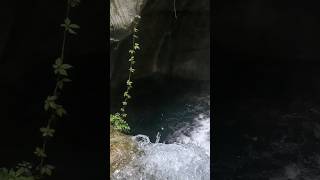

{"left": 110, "top": 0, "right": 210, "bottom": 89}
{"left": 110, "top": 127, "right": 139, "bottom": 174}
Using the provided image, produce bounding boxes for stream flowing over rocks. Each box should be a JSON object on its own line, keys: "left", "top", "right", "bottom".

{"left": 110, "top": 0, "right": 210, "bottom": 179}
{"left": 111, "top": 135, "right": 210, "bottom": 180}
{"left": 110, "top": 81, "right": 210, "bottom": 180}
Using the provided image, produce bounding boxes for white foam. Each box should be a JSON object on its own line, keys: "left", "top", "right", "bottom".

{"left": 111, "top": 135, "right": 210, "bottom": 180}
{"left": 111, "top": 95, "right": 211, "bottom": 179}
{"left": 168, "top": 113, "right": 210, "bottom": 156}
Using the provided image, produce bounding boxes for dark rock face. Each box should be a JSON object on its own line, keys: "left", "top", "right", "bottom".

{"left": 110, "top": 0, "right": 210, "bottom": 89}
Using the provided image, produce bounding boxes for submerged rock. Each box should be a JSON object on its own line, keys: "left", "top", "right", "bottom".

{"left": 110, "top": 127, "right": 138, "bottom": 174}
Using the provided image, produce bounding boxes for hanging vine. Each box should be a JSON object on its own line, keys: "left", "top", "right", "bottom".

{"left": 0, "top": 0, "right": 80, "bottom": 179}
{"left": 34, "top": 0, "right": 80, "bottom": 178}
{"left": 110, "top": 15, "right": 141, "bottom": 133}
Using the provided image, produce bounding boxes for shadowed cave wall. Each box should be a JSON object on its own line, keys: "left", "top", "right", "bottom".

{"left": 110, "top": 0, "right": 210, "bottom": 90}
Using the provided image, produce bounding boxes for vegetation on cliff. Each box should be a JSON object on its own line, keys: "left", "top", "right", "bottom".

{"left": 110, "top": 15, "right": 141, "bottom": 133}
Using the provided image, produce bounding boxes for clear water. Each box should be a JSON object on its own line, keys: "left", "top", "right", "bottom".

{"left": 111, "top": 88, "right": 210, "bottom": 180}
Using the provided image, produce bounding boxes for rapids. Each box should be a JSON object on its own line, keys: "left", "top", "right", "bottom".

{"left": 111, "top": 91, "right": 211, "bottom": 180}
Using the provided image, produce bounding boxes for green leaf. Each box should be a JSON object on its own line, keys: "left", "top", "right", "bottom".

{"left": 45, "top": 96, "right": 58, "bottom": 110}
{"left": 123, "top": 92, "right": 131, "bottom": 99}
{"left": 69, "top": 24, "right": 80, "bottom": 29}
{"left": 34, "top": 147, "right": 46, "bottom": 158}
{"left": 126, "top": 80, "right": 133, "bottom": 86}
{"left": 61, "top": 18, "right": 71, "bottom": 30}
{"left": 61, "top": 19, "right": 79, "bottom": 35}
{"left": 40, "top": 165, "right": 54, "bottom": 176}
{"left": 16, "top": 161, "right": 32, "bottom": 170}
{"left": 69, "top": 0, "right": 81, "bottom": 7}
{"left": 110, "top": 113, "right": 130, "bottom": 132}
{"left": 61, "top": 64, "right": 73, "bottom": 69}
{"left": 47, "top": 96, "right": 57, "bottom": 101}
{"left": 62, "top": 78, "right": 72, "bottom": 82}
{"left": 121, "top": 113, "right": 127, "bottom": 118}
{"left": 64, "top": 18, "right": 71, "bottom": 25}
{"left": 54, "top": 63, "right": 72, "bottom": 76}
{"left": 129, "top": 49, "right": 135, "bottom": 54}
{"left": 134, "top": 43, "right": 140, "bottom": 50}
{"left": 129, "top": 56, "right": 135, "bottom": 61}
{"left": 57, "top": 68, "right": 68, "bottom": 76}
{"left": 49, "top": 102, "right": 57, "bottom": 109}
{"left": 56, "top": 105, "right": 67, "bottom": 117}
{"left": 40, "top": 127, "right": 55, "bottom": 137}
{"left": 129, "top": 67, "right": 135, "bottom": 73}
{"left": 68, "top": 28, "right": 77, "bottom": 34}
{"left": 15, "top": 168, "right": 24, "bottom": 176}
{"left": 55, "top": 58, "right": 62, "bottom": 66}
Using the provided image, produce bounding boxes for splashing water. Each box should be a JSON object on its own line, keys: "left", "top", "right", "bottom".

{"left": 112, "top": 91, "right": 210, "bottom": 180}
{"left": 111, "top": 135, "right": 210, "bottom": 180}
{"left": 167, "top": 113, "right": 210, "bottom": 156}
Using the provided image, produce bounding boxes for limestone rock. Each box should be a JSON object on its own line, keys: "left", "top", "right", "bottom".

{"left": 110, "top": 127, "right": 138, "bottom": 174}
{"left": 110, "top": 0, "right": 210, "bottom": 90}
{"left": 110, "top": 0, "right": 147, "bottom": 41}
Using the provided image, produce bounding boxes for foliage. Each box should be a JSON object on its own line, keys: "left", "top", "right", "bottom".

{"left": 32, "top": 0, "right": 80, "bottom": 178}
{"left": 110, "top": 15, "right": 141, "bottom": 133}
{"left": 110, "top": 113, "right": 130, "bottom": 132}
{"left": 0, "top": 162, "right": 34, "bottom": 180}
{"left": 0, "top": 0, "right": 80, "bottom": 179}
{"left": 0, "top": 169, "right": 34, "bottom": 180}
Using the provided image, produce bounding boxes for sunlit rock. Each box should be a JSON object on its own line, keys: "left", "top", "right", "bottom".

{"left": 110, "top": 0, "right": 146, "bottom": 41}
{"left": 110, "top": 127, "right": 139, "bottom": 174}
